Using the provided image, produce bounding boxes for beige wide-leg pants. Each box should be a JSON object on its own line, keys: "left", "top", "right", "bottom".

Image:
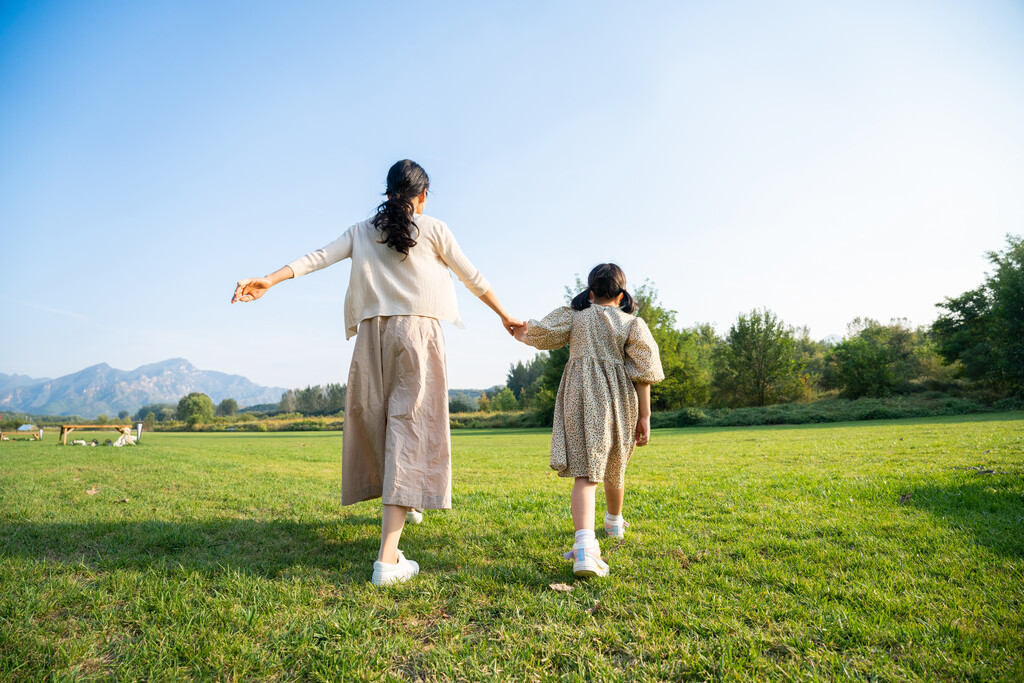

{"left": 341, "top": 315, "right": 452, "bottom": 509}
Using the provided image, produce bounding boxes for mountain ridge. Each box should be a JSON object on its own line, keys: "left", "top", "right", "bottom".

{"left": 0, "top": 360, "right": 288, "bottom": 418}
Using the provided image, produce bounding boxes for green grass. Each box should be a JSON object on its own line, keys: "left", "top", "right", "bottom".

{"left": 1, "top": 413, "right": 1022, "bottom": 681}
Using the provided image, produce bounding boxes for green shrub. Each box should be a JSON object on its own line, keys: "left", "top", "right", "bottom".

{"left": 282, "top": 419, "right": 325, "bottom": 432}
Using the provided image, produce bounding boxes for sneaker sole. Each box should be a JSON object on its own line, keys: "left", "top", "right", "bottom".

{"left": 573, "top": 560, "right": 609, "bottom": 578}
{"left": 572, "top": 549, "right": 609, "bottom": 577}
{"left": 371, "top": 570, "right": 418, "bottom": 586}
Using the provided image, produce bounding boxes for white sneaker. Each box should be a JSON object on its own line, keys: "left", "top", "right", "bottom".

{"left": 371, "top": 550, "right": 419, "bottom": 586}
{"left": 406, "top": 509, "right": 423, "bottom": 524}
{"left": 604, "top": 515, "right": 629, "bottom": 539}
{"left": 572, "top": 543, "right": 609, "bottom": 578}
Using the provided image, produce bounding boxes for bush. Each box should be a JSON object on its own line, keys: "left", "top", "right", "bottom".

{"left": 651, "top": 408, "right": 710, "bottom": 428}
{"left": 449, "top": 410, "right": 551, "bottom": 429}
{"left": 282, "top": 419, "right": 325, "bottom": 431}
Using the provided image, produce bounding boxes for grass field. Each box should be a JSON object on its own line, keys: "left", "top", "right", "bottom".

{"left": 1, "top": 413, "right": 1022, "bottom": 681}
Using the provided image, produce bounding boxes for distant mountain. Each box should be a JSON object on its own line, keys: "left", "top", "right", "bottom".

{"left": 0, "top": 359, "right": 288, "bottom": 418}
{"left": 0, "top": 372, "right": 51, "bottom": 394}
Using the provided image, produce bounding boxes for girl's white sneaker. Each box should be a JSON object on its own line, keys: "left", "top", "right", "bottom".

{"left": 371, "top": 550, "right": 419, "bottom": 586}
{"left": 604, "top": 516, "right": 629, "bottom": 539}
{"left": 406, "top": 509, "right": 423, "bottom": 524}
{"left": 572, "top": 543, "right": 609, "bottom": 578}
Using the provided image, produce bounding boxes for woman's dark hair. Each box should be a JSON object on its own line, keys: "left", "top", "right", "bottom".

{"left": 570, "top": 263, "right": 636, "bottom": 313}
{"left": 372, "top": 159, "right": 430, "bottom": 256}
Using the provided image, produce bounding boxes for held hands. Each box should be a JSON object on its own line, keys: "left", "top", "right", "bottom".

{"left": 232, "top": 278, "right": 273, "bottom": 303}
{"left": 512, "top": 321, "right": 529, "bottom": 342}
{"left": 503, "top": 316, "right": 525, "bottom": 337}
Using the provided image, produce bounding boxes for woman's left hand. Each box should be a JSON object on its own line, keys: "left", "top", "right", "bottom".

{"left": 502, "top": 316, "right": 524, "bottom": 336}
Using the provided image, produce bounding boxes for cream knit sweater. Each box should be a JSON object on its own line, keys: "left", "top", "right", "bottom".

{"left": 286, "top": 213, "right": 491, "bottom": 339}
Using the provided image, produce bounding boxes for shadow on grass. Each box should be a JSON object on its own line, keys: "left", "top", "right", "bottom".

{"left": 0, "top": 516, "right": 571, "bottom": 588}
{"left": 0, "top": 517, "right": 390, "bottom": 584}
{"left": 908, "top": 477, "right": 1024, "bottom": 558}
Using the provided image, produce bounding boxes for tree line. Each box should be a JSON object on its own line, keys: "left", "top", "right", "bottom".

{"left": 461, "top": 234, "right": 1024, "bottom": 414}
{"left": 134, "top": 235, "right": 1021, "bottom": 425}
{"left": 134, "top": 383, "right": 348, "bottom": 429}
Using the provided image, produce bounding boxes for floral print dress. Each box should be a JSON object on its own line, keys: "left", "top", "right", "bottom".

{"left": 524, "top": 304, "right": 664, "bottom": 487}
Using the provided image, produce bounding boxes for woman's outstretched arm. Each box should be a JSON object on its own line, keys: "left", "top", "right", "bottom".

{"left": 476, "top": 288, "right": 522, "bottom": 336}
{"left": 231, "top": 266, "right": 295, "bottom": 303}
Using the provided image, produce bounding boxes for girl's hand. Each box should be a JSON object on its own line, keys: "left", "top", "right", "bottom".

{"left": 634, "top": 416, "right": 650, "bottom": 447}
{"left": 232, "top": 278, "right": 273, "bottom": 303}
{"left": 512, "top": 321, "right": 529, "bottom": 342}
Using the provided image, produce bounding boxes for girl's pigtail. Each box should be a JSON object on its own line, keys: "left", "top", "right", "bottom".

{"left": 619, "top": 289, "right": 637, "bottom": 314}
{"left": 570, "top": 288, "right": 592, "bottom": 311}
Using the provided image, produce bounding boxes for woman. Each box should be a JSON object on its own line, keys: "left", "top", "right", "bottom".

{"left": 232, "top": 160, "right": 521, "bottom": 585}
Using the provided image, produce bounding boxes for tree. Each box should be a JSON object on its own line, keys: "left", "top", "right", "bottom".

{"left": 933, "top": 234, "right": 1024, "bottom": 394}
{"left": 176, "top": 392, "right": 214, "bottom": 425}
{"left": 491, "top": 387, "right": 519, "bottom": 412}
{"left": 118, "top": 410, "right": 130, "bottom": 420}
{"left": 713, "top": 309, "right": 798, "bottom": 407}
{"left": 216, "top": 398, "right": 239, "bottom": 417}
{"left": 134, "top": 403, "right": 176, "bottom": 422}
{"left": 832, "top": 318, "right": 927, "bottom": 398}
{"left": 986, "top": 235, "right": 1024, "bottom": 391}
{"left": 631, "top": 282, "right": 718, "bottom": 410}
{"left": 539, "top": 345, "right": 570, "bottom": 395}
{"left": 279, "top": 383, "right": 347, "bottom": 416}
{"left": 506, "top": 354, "right": 547, "bottom": 404}
{"left": 449, "top": 395, "right": 475, "bottom": 413}
{"left": 932, "top": 288, "right": 994, "bottom": 381}
{"left": 143, "top": 412, "right": 156, "bottom": 432}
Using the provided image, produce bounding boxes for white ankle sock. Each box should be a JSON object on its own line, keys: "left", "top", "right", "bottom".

{"left": 605, "top": 513, "right": 624, "bottom": 526}
{"left": 574, "top": 529, "right": 596, "bottom": 546}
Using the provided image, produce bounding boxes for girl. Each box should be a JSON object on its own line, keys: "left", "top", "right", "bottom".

{"left": 233, "top": 160, "right": 521, "bottom": 585}
{"left": 514, "top": 264, "right": 663, "bottom": 577}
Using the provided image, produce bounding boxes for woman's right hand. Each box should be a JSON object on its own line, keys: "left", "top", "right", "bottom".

{"left": 232, "top": 278, "right": 273, "bottom": 303}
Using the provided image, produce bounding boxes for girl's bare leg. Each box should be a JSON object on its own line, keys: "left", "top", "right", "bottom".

{"left": 571, "top": 477, "right": 598, "bottom": 532}
{"left": 378, "top": 504, "right": 408, "bottom": 564}
{"left": 604, "top": 481, "right": 624, "bottom": 517}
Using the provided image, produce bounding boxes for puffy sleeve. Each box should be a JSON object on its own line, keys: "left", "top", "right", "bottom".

{"left": 625, "top": 317, "right": 665, "bottom": 384}
{"left": 524, "top": 306, "right": 574, "bottom": 350}
{"left": 286, "top": 225, "right": 355, "bottom": 277}
{"left": 436, "top": 221, "right": 491, "bottom": 296}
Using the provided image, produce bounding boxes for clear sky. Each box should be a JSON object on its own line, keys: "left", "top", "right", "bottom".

{"left": 2, "top": 1, "right": 1023, "bottom": 394}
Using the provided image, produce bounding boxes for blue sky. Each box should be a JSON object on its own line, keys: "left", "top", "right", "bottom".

{"left": 2, "top": 1, "right": 1023, "bottom": 393}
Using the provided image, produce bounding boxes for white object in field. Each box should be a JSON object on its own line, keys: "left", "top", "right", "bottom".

{"left": 113, "top": 432, "right": 137, "bottom": 447}
{"left": 72, "top": 440, "right": 87, "bottom": 446}
{"left": 137, "top": 423, "right": 143, "bottom": 441}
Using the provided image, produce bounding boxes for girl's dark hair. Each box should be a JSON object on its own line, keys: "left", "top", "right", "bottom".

{"left": 372, "top": 159, "right": 430, "bottom": 256}
{"left": 570, "top": 263, "right": 637, "bottom": 314}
